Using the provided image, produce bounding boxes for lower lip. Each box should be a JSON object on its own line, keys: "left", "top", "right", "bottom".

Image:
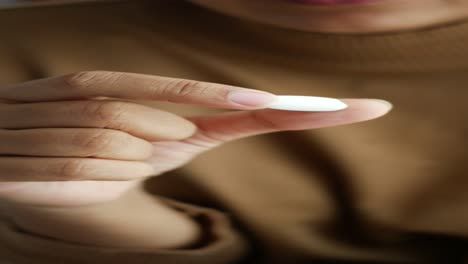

{"left": 287, "top": 0, "right": 382, "bottom": 5}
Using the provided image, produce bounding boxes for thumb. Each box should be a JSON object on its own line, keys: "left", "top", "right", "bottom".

{"left": 187, "top": 99, "right": 392, "bottom": 146}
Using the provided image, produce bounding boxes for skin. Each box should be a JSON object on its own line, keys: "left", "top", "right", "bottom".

{"left": 188, "top": 0, "right": 468, "bottom": 33}
{"left": 0, "top": 71, "right": 390, "bottom": 248}
{"left": 3, "top": 0, "right": 463, "bottom": 250}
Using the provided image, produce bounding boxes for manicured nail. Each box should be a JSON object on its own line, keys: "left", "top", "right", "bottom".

{"left": 266, "top": 95, "right": 348, "bottom": 112}
{"left": 228, "top": 90, "right": 277, "bottom": 107}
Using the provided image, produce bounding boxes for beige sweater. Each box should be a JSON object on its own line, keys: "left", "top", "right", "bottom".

{"left": 0, "top": 1, "right": 467, "bottom": 263}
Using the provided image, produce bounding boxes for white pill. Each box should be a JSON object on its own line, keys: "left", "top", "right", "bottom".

{"left": 266, "top": 96, "right": 348, "bottom": 112}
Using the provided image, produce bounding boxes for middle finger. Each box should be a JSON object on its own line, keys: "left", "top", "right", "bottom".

{"left": 0, "top": 100, "right": 197, "bottom": 141}
{"left": 0, "top": 128, "right": 154, "bottom": 160}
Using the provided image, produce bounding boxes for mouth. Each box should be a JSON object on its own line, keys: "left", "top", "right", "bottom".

{"left": 285, "top": 0, "right": 383, "bottom": 5}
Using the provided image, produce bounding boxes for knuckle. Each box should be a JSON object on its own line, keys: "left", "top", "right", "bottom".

{"left": 62, "top": 71, "right": 122, "bottom": 90}
{"left": 62, "top": 71, "right": 101, "bottom": 90}
{"left": 59, "top": 159, "right": 89, "bottom": 179}
{"left": 73, "top": 130, "right": 118, "bottom": 154}
{"left": 82, "top": 101, "right": 128, "bottom": 127}
{"left": 165, "top": 80, "right": 204, "bottom": 100}
{"left": 250, "top": 111, "right": 282, "bottom": 130}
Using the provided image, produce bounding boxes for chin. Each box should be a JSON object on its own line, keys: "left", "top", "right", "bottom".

{"left": 189, "top": 0, "right": 468, "bottom": 33}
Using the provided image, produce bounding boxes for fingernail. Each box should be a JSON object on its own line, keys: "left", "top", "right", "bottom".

{"left": 228, "top": 90, "right": 277, "bottom": 107}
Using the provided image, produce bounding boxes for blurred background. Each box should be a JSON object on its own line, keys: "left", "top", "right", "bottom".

{"left": 0, "top": 0, "right": 97, "bottom": 8}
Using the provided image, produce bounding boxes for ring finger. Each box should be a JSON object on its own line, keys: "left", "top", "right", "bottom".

{"left": 0, "top": 157, "right": 155, "bottom": 182}
{"left": 0, "top": 128, "right": 154, "bottom": 160}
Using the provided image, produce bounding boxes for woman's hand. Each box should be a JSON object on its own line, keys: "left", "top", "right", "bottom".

{"left": 0, "top": 71, "right": 391, "bottom": 208}
{"left": 0, "top": 71, "right": 392, "bottom": 249}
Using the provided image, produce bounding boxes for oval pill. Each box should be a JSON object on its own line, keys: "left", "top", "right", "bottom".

{"left": 266, "top": 96, "right": 348, "bottom": 111}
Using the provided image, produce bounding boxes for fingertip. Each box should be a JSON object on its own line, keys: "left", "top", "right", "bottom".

{"left": 176, "top": 120, "right": 198, "bottom": 140}
{"left": 153, "top": 117, "right": 198, "bottom": 141}
{"left": 340, "top": 98, "right": 393, "bottom": 122}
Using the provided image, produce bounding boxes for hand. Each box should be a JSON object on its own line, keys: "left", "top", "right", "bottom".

{"left": 0, "top": 71, "right": 392, "bottom": 208}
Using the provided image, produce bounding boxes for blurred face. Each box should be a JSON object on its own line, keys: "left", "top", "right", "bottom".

{"left": 188, "top": 0, "right": 468, "bottom": 33}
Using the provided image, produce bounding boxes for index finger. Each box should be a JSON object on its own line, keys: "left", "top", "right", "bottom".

{"left": 187, "top": 99, "right": 393, "bottom": 143}
{"left": 0, "top": 71, "right": 276, "bottom": 109}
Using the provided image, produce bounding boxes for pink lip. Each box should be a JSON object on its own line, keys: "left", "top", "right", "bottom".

{"left": 287, "top": 0, "right": 382, "bottom": 5}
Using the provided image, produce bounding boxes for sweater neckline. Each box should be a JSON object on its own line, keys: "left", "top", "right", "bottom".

{"left": 219, "top": 13, "right": 468, "bottom": 74}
